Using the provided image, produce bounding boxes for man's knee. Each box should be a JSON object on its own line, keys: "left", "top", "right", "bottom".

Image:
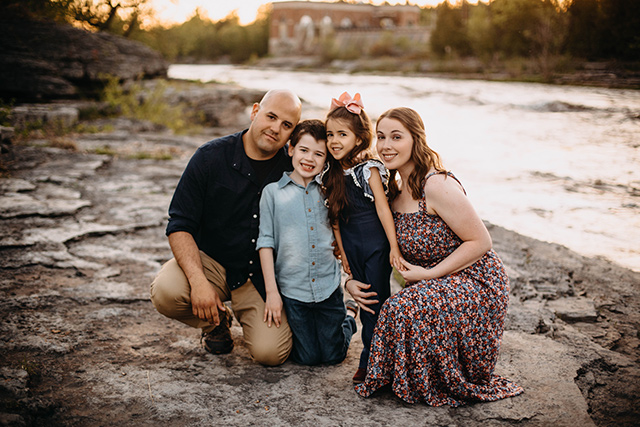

{"left": 249, "top": 347, "right": 291, "bottom": 366}
{"left": 150, "top": 269, "right": 185, "bottom": 319}
{"left": 249, "top": 340, "right": 292, "bottom": 366}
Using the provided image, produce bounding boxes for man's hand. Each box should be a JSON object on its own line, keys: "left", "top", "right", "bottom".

{"left": 345, "top": 277, "right": 378, "bottom": 315}
{"left": 168, "top": 232, "right": 226, "bottom": 325}
{"left": 190, "top": 277, "right": 226, "bottom": 325}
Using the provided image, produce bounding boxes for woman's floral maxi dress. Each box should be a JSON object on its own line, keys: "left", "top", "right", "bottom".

{"left": 355, "top": 172, "right": 524, "bottom": 406}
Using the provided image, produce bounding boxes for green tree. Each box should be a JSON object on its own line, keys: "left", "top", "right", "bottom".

{"left": 598, "top": 0, "right": 640, "bottom": 60}
{"left": 134, "top": 8, "right": 271, "bottom": 64}
{"left": 565, "top": 0, "right": 640, "bottom": 60}
{"left": 565, "top": 0, "right": 600, "bottom": 58}
{"left": 244, "top": 7, "right": 271, "bottom": 59}
{"left": 0, "top": 0, "right": 71, "bottom": 21}
{"left": 0, "top": 0, "right": 149, "bottom": 37}
{"left": 489, "top": 0, "right": 564, "bottom": 60}
{"left": 491, "top": 0, "right": 538, "bottom": 56}
{"left": 467, "top": 2, "right": 496, "bottom": 59}
{"left": 430, "top": 1, "right": 472, "bottom": 57}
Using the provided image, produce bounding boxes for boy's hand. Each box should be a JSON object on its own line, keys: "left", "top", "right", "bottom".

{"left": 264, "top": 292, "right": 283, "bottom": 328}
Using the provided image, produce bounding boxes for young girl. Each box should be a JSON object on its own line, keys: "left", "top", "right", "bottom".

{"left": 319, "top": 92, "right": 403, "bottom": 383}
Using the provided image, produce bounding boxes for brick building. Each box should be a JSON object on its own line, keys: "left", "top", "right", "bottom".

{"left": 269, "top": 1, "right": 430, "bottom": 56}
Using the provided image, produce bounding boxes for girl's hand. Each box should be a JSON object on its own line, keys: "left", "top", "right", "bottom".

{"left": 264, "top": 292, "right": 283, "bottom": 328}
{"left": 342, "top": 256, "right": 351, "bottom": 275}
{"left": 397, "top": 258, "right": 430, "bottom": 285}
{"left": 345, "top": 277, "right": 378, "bottom": 315}
{"left": 389, "top": 247, "right": 406, "bottom": 271}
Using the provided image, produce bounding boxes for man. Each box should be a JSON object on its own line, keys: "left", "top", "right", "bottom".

{"left": 150, "top": 89, "right": 302, "bottom": 366}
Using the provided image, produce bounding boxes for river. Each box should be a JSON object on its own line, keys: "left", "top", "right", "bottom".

{"left": 169, "top": 64, "right": 640, "bottom": 273}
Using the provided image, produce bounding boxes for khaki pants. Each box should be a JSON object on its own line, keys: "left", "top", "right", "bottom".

{"left": 150, "top": 251, "right": 292, "bottom": 366}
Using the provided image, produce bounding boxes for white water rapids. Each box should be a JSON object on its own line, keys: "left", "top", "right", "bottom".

{"left": 169, "top": 64, "right": 640, "bottom": 272}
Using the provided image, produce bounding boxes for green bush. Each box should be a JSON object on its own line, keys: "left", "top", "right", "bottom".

{"left": 101, "top": 76, "right": 200, "bottom": 134}
{"left": 0, "top": 99, "right": 14, "bottom": 126}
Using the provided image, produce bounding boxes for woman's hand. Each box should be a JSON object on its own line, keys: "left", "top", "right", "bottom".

{"left": 389, "top": 247, "right": 406, "bottom": 271}
{"left": 397, "top": 258, "right": 430, "bottom": 285}
{"left": 264, "top": 292, "right": 283, "bottom": 328}
{"left": 345, "top": 277, "right": 378, "bottom": 314}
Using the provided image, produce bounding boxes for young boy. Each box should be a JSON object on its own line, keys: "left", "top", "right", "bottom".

{"left": 257, "top": 119, "right": 358, "bottom": 365}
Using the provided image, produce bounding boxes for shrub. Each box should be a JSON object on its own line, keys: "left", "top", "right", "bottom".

{"left": 100, "top": 75, "right": 200, "bottom": 134}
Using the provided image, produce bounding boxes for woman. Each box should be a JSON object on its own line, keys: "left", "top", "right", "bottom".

{"left": 347, "top": 107, "right": 523, "bottom": 406}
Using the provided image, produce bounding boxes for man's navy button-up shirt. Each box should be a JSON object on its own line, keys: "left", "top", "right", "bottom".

{"left": 166, "top": 130, "right": 292, "bottom": 300}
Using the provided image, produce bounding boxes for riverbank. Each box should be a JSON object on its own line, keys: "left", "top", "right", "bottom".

{"left": 0, "top": 82, "right": 639, "bottom": 426}
{"left": 250, "top": 56, "right": 640, "bottom": 90}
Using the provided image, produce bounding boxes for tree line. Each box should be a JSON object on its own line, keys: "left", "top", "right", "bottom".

{"left": 430, "top": 0, "right": 639, "bottom": 62}
{"left": 2, "top": 0, "right": 638, "bottom": 66}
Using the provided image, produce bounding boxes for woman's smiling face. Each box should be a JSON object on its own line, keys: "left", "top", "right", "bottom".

{"left": 376, "top": 117, "right": 414, "bottom": 171}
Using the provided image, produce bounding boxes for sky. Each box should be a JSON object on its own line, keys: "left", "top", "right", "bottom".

{"left": 149, "top": 0, "right": 449, "bottom": 26}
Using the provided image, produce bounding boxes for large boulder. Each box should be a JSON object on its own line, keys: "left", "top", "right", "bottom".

{"left": 0, "top": 19, "right": 168, "bottom": 101}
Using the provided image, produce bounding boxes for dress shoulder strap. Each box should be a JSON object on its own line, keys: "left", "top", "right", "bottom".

{"left": 420, "top": 171, "right": 467, "bottom": 212}
{"left": 424, "top": 171, "right": 466, "bottom": 194}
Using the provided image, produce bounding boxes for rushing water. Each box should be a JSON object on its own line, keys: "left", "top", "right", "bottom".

{"left": 169, "top": 64, "right": 640, "bottom": 272}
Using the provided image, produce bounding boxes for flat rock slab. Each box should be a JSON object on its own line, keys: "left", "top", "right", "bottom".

{"left": 1, "top": 120, "right": 638, "bottom": 426}
{"left": 547, "top": 297, "right": 598, "bottom": 323}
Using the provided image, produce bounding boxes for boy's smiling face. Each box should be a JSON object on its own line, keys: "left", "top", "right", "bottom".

{"left": 288, "top": 134, "right": 327, "bottom": 186}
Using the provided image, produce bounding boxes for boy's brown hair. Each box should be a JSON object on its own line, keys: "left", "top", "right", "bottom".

{"left": 290, "top": 119, "right": 326, "bottom": 147}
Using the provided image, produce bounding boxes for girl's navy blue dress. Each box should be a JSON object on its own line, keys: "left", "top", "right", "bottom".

{"left": 338, "top": 159, "right": 392, "bottom": 370}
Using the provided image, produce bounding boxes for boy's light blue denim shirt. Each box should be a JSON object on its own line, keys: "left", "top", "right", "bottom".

{"left": 256, "top": 172, "right": 341, "bottom": 303}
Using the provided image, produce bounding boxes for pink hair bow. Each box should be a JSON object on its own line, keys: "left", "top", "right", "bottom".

{"left": 330, "top": 92, "right": 364, "bottom": 115}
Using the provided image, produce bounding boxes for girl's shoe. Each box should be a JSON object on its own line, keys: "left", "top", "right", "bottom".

{"left": 345, "top": 299, "right": 358, "bottom": 318}
{"left": 352, "top": 368, "right": 367, "bottom": 384}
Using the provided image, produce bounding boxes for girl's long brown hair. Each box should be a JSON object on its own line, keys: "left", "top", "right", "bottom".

{"left": 323, "top": 106, "right": 374, "bottom": 225}
{"left": 377, "top": 107, "right": 446, "bottom": 202}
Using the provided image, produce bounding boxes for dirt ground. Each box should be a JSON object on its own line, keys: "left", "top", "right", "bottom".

{"left": 1, "top": 109, "right": 639, "bottom": 426}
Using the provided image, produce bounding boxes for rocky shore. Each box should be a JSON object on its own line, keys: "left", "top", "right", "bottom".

{"left": 254, "top": 56, "right": 640, "bottom": 90}
{"left": 0, "top": 82, "right": 639, "bottom": 426}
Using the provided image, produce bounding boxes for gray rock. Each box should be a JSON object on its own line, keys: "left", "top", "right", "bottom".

{"left": 10, "top": 105, "right": 79, "bottom": 130}
{"left": 0, "top": 84, "right": 637, "bottom": 426}
{"left": 0, "top": 178, "right": 35, "bottom": 193}
{"left": 547, "top": 297, "right": 598, "bottom": 323}
{"left": 0, "top": 184, "right": 90, "bottom": 219}
{"left": 0, "top": 413, "right": 26, "bottom": 427}
{"left": 0, "top": 367, "right": 29, "bottom": 399}
{"left": 0, "top": 19, "right": 168, "bottom": 100}
{"left": 163, "top": 83, "right": 264, "bottom": 129}
{"left": 0, "top": 127, "right": 13, "bottom": 154}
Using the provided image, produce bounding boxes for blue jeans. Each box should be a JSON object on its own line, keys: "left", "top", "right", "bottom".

{"left": 282, "top": 286, "right": 357, "bottom": 366}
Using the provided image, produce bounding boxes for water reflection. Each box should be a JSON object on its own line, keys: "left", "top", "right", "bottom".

{"left": 169, "top": 64, "right": 640, "bottom": 272}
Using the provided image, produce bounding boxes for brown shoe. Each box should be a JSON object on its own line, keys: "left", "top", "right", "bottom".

{"left": 201, "top": 311, "right": 233, "bottom": 355}
{"left": 352, "top": 368, "right": 367, "bottom": 384}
